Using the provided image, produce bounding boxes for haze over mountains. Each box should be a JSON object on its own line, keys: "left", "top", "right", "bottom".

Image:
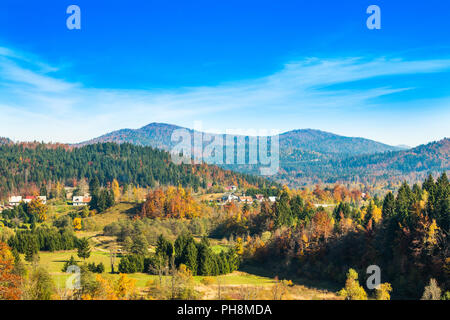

{"left": 75, "top": 122, "right": 449, "bottom": 185}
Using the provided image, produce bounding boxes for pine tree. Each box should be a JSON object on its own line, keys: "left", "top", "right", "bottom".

{"left": 25, "top": 241, "right": 38, "bottom": 263}
{"left": 131, "top": 235, "right": 148, "bottom": 255}
{"left": 275, "top": 191, "right": 292, "bottom": 227}
{"left": 382, "top": 192, "right": 395, "bottom": 219}
{"left": 77, "top": 237, "right": 91, "bottom": 261}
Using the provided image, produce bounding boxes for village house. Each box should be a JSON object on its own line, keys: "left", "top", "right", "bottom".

{"left": 23, "top": 196, "right": 47, "bottom": 204}
{"left": 8, "top": 196, "right": 22, "bottom": 206}
{"left": 225, "top": 185, "right": 237, "bottom": 192}
{"left": 73, "top": 195, "right": 92, "bottom": 206}
{"left": 221, "top": 193, "right": 239, "bottom": 203}
{"left": 255, "top": 194, "right": 265, "bottom": 202}
{"left": 8, "top": 195, "right": 46, "bottom": 206}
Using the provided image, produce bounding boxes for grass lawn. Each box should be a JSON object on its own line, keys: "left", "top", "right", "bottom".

{"left": 26, "top": 250, "right": 113, "bottom": 274}
{"left": 200, "top": 271, "right": 275, "bottom": 286}
{"left": 211, "top": 244, "right": 230, "bottom": 254}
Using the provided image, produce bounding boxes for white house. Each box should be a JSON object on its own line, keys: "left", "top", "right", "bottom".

{"left": 255, "top": 194, "right": 265, "bottom": 202}
{"left": 221, "top": 193, "right": 239, "bottom": 203}
{"left": 73, "top": 195, "right": 91, "bottom": 206}
{"left": 8, "top": 195, "right": 46, "bottom": 206}
{"left": 22, "top": 196, "right": 47, "bottom": 204}
{"left": 8, "top": 196, "right": 22, "bottom": 206}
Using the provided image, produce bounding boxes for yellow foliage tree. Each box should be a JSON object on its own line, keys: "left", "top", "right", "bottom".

{"left": 73, "top": 217, "right": 82, "bottom": 231}
{"left": 28, "top": 198, "right": 48, "bottom": 222}
{"left": 95, "top": 275, "right": 118, "bottom": 300}
{"left": 372, "top": 204, "right": 382, "bottom": 224}
{"left": 375, "top": 282, "right": 392, "bottom": 300}
{"left": 115, "top": 273, "right": 136, "bottom": 300}
{"left": 338, "top": 268, "right": 368, "bottom": 300}
{"left": 235, "top": 237, "right": 244, "bottom": 255}
{"left": 426, "top": 219, "right": 439, "bottom": 246}
{"left": 112, "top": 179, "right": 121, "bottom": 202}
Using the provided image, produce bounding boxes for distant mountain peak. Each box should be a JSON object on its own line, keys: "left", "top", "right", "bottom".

{"left": 139, "top": 122, "right": 184, "bottom": 130}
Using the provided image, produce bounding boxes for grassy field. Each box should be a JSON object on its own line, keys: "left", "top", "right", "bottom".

{"left": 25, "top": 248, "right": 339, "bottom": 300}
{"left": 81, "top": 202, "right": 139, "bottom": 232}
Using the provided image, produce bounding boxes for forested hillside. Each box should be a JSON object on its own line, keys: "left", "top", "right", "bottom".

{"left": 278, "top": 138, "right": 450, "bottom": 185}
{"left": 0, "top": 142, "right": 274, "bottom": 198}
{"left": 75, "top": 123, "right": 449, "bottom": 186}
{"left": 237, "top": 173, "right": 449, "bottom": 299}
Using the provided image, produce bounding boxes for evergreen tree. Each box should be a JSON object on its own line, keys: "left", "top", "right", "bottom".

{"left": 77, "top": 237, "right": 91, "bottom": 261}
{"left": 275, "top": 191, "right": 292, "bottom": 227}
{"left": 382, "top": 192, "right": 396, "bottom": 219}
{"left": 197, "top": 238, "right": 214, "bottom": 276}
{"left": 62, "top": 255, "right": 78, "bottom": 272}
{"left": 155, "top": 234, "right": 173, "bottom": 259}
{"left": 131, "top": 234, "right": 148, "bottom": 255}
{"left": 11, "top": 249, "right": 26, "bottom": 277}
{"left": 395, "top": 182, "right": 413, "bottom": 224}
{"left": 25, "top": 241, "right": 38, "bottom": 263}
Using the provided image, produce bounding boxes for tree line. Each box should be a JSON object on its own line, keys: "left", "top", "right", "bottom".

{"left": 0, "top": 142, "right": 274, "bottom": 198}
{"left": 118, "top": 233, "right": 240, "bottom": 277}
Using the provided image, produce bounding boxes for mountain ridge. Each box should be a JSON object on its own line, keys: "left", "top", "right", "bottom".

{"left": 76, "top": 122, "right": 403, "bottom": 156}
{"left": 1, "top": 126, "right": 447, "bottom": 185}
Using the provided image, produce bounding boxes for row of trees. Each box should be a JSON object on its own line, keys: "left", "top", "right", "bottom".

{"left": 7, "top": 226, "right": 79, "bottom": 260}
{"left": 118, "top": 233, "right": 240, "bottom": 277}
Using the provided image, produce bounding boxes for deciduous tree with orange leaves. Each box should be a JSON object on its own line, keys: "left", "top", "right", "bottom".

{"left": 0, "top": 242, "right": 22, "bottom": 300}
{"left": 140, "top": 186, "right": 203, "bottom": 219}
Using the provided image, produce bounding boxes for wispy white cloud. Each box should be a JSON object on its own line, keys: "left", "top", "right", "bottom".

{"left": 0, "top": 47, "right": 449, "bottom": 145}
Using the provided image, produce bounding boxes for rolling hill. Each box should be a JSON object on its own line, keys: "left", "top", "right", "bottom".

{"left": 0, "top": 122, "right": 427, "bottom": 187}
{"left": 77, "top": 122, "right": 402, "bottom": 156}
{"left": 277, "top": 138, "right": 450, "bottom": 185}
{"left": 75, "top": 122, "right": 449, "bottom": 185}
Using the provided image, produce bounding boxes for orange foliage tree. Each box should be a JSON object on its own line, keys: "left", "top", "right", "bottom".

{"left": 140, "top": 186, "right": 203, "bottom": 219}
{"left": 0, "top": 242, "right": 22, "bottom": 300}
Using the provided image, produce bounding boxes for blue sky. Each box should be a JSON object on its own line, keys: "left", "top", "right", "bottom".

{"left": 0, "top": 0, "right": 449, "bottom": 146}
